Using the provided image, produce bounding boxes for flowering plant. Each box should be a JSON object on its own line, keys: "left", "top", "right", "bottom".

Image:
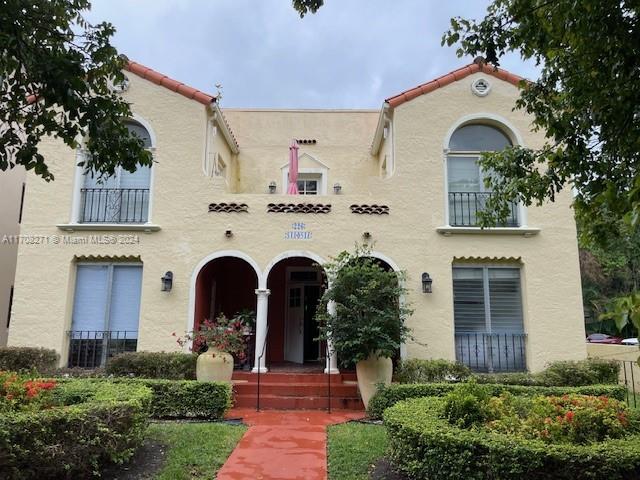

{"left": 176, "top": 313, "right": 249, "bottom": 359}
{"left": 0, "top": 370, "right": 58, "bottom": 412}
{"left": 485, "top": 393, "right": 634, "bottom": 444}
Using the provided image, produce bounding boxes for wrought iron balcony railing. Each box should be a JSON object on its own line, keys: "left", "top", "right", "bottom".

{"left": 449, "top": 192, "right": 519, "bottom": 227}
{"left": 455, "top": 332, "right": 527, "bottom": 372}
{"left": 79, "top": 188, "right": 149, "bottom": 223}
{"left": 67, "top": 330, "right": 137, "bottom": 368}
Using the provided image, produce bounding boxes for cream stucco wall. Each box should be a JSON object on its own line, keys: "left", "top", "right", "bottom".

{"left": 8, "top": 68, "right": 586, "bottom": 371}
{"left": 0, "top": 166, "right": 25, "bottom": 346}
{"left": 587, "top": 344, "right": 640, "bottom": 392}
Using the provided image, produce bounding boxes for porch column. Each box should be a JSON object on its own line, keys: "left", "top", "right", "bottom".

{"left": 252, "top": 288, "right": 270, "bottom": 373}
{"left": 324, "top": 300, "right": 340, "bottom": 374}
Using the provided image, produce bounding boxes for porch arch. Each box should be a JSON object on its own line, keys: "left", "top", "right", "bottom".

{"left": 187, "top": 250, "right": 262, "bottom": 334}
{"left": 260, "top": 250, "right": 326, "bottom": 288}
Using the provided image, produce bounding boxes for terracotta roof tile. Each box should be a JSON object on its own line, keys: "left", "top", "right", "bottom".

{"left": 386, "top": 61, "right": 525, "bottom": 108}
{"left": 125, "top": 61, "right": 216, "bottom": 106}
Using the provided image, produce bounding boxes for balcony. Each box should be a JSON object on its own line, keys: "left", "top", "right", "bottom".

{"left": 79, "top": 188, "right": 149, "bottom": 224}
{"left": 67, "top": 330, "right": 137, "bottom": 368}
{"left": 448, "top": 192, "right": 519, "bottom": 227}
{"left": 455, "top": 332, "right": 527, "bottom": 372}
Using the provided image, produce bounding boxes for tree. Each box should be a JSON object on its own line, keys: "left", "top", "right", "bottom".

{"left": 1, "top": 0, "right": 151, "bottom": 181}
{"left": 292, "top": 0, "right": 324, "bottom": 17}
{"left": 315, "top": 245, "right": 412, "bottom": 367}
{"left": 440, "top": 0, "right": 640, "bottom": 338}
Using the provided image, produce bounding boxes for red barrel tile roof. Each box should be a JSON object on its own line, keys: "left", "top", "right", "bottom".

{"left": 385, "top": 61, "right": 524, "bottom": 108}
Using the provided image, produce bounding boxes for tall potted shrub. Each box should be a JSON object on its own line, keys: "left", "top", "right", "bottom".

{"left": 316, "top": 245, "right": 412, "bottom": 408}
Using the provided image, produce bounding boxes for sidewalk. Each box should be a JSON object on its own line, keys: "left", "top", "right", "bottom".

{"left": 217, "top": 408, "right": 365, "bottom": 480}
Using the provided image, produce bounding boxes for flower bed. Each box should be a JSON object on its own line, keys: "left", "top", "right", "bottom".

{"left": 367, "top": 382, "right": 627, "bottom": 419}
{"left": 0, "top": 375, "right": 152, "bottom": 479}
{"left": 384, "top": 388, "right": 640, "bottom": 480}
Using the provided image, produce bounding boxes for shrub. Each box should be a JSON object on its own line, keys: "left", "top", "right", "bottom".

{"left": 0, "top": 380, "right": 152, "bottom": 479}
{"left": 474, "top": 359, "right": 620, "bottom": 387}
{"left": 106, "top": 351, "right": 197, "bottom": 379}
{"left": 442, "top": 381, "right": 491, "bottom": 428}
{"left": 0, "top": 347, "right": 58, "bottom": 372}
{"left": 385, "top": 396, "right": 640, "bottom": 480}
{"left": 395, "top": 359, "right": 471, "bottom": 383}
{"left": 367, "top": 382, "right": 627, "bottom": 419}
{"left": 0, "top": 371, "right": 57, "bottom": 412}
{"left": 127, "top": 378, "right": 232, "bottom": 419}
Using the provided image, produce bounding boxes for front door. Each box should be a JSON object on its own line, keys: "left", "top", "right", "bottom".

{"left": 284, "top": 286, "right": 304, "bottom": 363}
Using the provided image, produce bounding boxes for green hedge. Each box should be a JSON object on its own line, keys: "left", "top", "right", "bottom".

{"left": 384, "top": 396, "right": 640, "bottom": 480}
{"left": 0, "top": 381, "right": 152, "bottom": 479}
{"left": 126, "top": 379, "right": 232, "bottom": 419}
{"left": 474, "top": 359, "right": 620, "bottom": 387}
{"left": 0, "top": 347, "right": 58, "bottom": 372}
{"left": 367, "top": 382, "right": 627, "bottom": 419}
{"left": 106, "top": 351, "right": 197, "bottom": 379}
{"left": 395, "top": 359, "right": 471, "bottom": 383}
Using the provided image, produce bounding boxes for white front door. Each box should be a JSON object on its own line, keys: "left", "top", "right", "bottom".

{"left": 284, "top": 286, "right": 304, "bottom": 363}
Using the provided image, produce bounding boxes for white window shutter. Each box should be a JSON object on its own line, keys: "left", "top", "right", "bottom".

{"left": 108, "top": 265, "right": 143, "bottom": 338}
{"left": 71, "top": 265, "right": 110, "bottom": 331}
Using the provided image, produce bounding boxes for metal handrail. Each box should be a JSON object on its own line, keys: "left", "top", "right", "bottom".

{"left": 448, "top": 191, "right": 519, "bottom": 227}
{"left": 256, "top": 324, "right": 269, "bottom": 412}
{"left": 326, "top": 339, "right": 332, "bottom": 413}
{"left": 79, "top": 187, "right": 149, "bottom": 223}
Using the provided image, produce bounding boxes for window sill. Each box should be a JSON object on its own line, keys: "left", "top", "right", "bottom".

{"left": 57, "top": 223, "right": 161, "bottom": 233}
{"left": 437, "top": 226, "right": 540, "bottom": 237}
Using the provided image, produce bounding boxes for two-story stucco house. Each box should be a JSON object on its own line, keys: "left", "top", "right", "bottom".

{"left": 7, "top": 58, "right": 587, "bottom": 377}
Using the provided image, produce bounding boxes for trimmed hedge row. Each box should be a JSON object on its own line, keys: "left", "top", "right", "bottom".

{"left": 0, "top": 347, "right": 58, "bottom": 372}
{"left": 384, "top": 396, "right": 640, "bottom": 480}
{"left": 105, "top": 351, "right": 197, "bottom": 379}
{"left": 124, "top": 378, "right": 232, "bottom": 419}
{"left": 0, "top": 381, "right": 152, "bottom": 479}
{"left": 367, "top": 382, "right": 627, "bottom": 419}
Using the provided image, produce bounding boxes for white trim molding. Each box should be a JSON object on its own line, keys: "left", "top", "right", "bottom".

{"left": 437, "top": 226, "right": 540, "bottom": 237}
{"left": 57, "top": 223, "right": 161, "bottom": 232}
{"left": 261, "top": 250, "right": 326, "bottom": 288}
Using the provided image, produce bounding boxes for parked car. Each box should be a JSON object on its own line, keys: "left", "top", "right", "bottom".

{"left": 622, "top": 337, "right": 639, "bottom": 346}
{"left": 586, "top": 333, "right": 623, "bottom": 344}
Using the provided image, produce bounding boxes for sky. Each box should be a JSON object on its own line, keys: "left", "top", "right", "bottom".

{"left": 87, "top": 0, "right": 539, "bottom": 109}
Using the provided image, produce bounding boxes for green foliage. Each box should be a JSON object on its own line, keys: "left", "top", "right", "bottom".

{"left": 291, "top": 0, "right": 324, "bottom": 17}
{"left": 148, "top": 422, "right": 247, "bottom": 480}
{"left": 327, "top": 423, "right": 388, "bottom": 480}
{"left": 127, "top": 379, "right": 232, "bottom": 419}
{"left": 442, "top": 1, "right": 640, "bottom": 242}
{"left": 395, "top": 359, "right": 471, "bottom": 383}
{"left": 0, "top": 372, "right": 57, "bottom": 412}
{"left": 474, "top": 359, "right": 620, "bottom": 387}
{"left": 0, "top": 380, "right": 152, "bottom": 479}
{"left": 367, "top": 382, "right": 626, "bottom": 420}
{"left": 0, "top": 347, "right": 58, "bottom": 372}
{"left": 385, "top": 396, "right": 640, "bottom": 480}
{"left": 316, "top": 244, "right": 412, "bottom": 365}
{"left": 106, "top": 351, "right": 197, "bottom": 379}
{"left": 0, "top": 0, "right": 152, "bottom": 180}
{"left": 443, "top": 381, "right": 491, "bottom": 428}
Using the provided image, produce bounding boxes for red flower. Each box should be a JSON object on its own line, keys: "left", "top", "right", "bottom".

{"left": 564, "top": 411, "right": 574, "bottom": 423}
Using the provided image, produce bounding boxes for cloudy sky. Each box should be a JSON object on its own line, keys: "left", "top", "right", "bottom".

{"left": 87, "top": 0, "right": 539, "bottom": 109}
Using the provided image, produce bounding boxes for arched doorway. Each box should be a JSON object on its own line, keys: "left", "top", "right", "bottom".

{"left": 193, "top": 254, "right": 260, "bottom": 369}
{"left": 264, "top": 254, "right": 326, "bottom": 370}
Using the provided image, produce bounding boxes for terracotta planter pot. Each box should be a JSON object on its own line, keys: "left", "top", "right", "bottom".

{"left": 196, "top": 349, "right": 234, "bottom": 382}
{"left": 355, "top": 353, "right": 393, "bottom": 409}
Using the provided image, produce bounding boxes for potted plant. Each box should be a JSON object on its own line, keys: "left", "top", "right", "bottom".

{"left": 316, "top": 245, "right": 412, "bottom": 408}
{"left": 177, "top": 313, "right": 249, "bottom": 382}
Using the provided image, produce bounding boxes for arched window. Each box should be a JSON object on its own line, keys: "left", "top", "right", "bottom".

{"left": 447, "top": 123, "right": 519, "bottom": 227}
{"left": 80, "top": 120, "right": 153, "bottom": 224}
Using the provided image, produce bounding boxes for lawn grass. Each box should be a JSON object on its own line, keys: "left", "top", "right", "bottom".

{"left": 148, "top": 422, "right": 247, "bottom": 480}
{"left": 327, "top": 422, "right": 388, "bottom": 480}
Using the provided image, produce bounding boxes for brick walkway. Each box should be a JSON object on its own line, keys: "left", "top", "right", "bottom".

{"left": 217, "top": 408, "right": 365, "bottom": 480}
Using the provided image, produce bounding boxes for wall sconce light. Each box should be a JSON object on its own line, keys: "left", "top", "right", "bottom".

{"left": 161, "top": 271, "right": 173, "bottom": 292}
{"left": 268, "top": 181, "right": 277, "bottom": 194}
{"left": 363, "top": 231, "right": 371, "bottom": 240}
{"left": 225, "top": 229, "right": 233, "bottom": 238}
{"left": 333, "top": 183, "right": 342, "bottom": 194}
{"left": 421, "top": 272, "right": 433, "bottom": 293}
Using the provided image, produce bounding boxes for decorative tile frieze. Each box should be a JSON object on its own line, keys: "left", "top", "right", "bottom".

{"left": 350, "top": 204, "right": 390, "bottom": 215}
{"left": 208, "top": 203, "right": 249, "bottom": 213}
{"left": 267, "top": 203, "right": 331, "bottom": 214}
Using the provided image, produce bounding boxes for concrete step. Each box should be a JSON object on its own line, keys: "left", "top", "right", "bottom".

{"left": 234, "top": 394, "right": 364, "bottom": 410}
{"left": 233, "top": 382, "right": 359, "bottom": 397}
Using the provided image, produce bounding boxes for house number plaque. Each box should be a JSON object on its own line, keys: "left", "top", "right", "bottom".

{"left": 284, "top": 222, "right": 313, "bottom": 240}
